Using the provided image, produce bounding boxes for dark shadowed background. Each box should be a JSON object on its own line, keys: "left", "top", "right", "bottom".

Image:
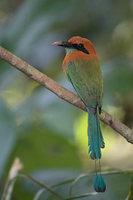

{"left": 0, "top": 0, "right": 133, "bottom": 199}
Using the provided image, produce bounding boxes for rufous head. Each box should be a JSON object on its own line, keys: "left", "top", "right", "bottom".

{"left": 53, "top": 36, "right": 97, "bottom": 56}
{"left": 53, "top": 36, "right": 98, "bottom": 73}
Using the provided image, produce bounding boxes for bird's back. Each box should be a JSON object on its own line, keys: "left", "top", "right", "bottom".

{"left": 66, "top": 59, "right": 103, "bottom": 109}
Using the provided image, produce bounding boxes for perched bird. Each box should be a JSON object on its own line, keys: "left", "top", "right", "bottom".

{"left": 53, "top": 36, "right": 106, "bottom": 192}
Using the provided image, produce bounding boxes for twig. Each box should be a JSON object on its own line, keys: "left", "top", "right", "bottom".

{"left": 20, "top": 173, "right": 96, "bottom": 200}
{"left": 19, "top": 174, "right": 65, "bottom": 200}
{"left": 0, "top": 45, "right": 133, "bottom": 144}
{"left": 20, "top": 169, "right": 133, "bottom": 200}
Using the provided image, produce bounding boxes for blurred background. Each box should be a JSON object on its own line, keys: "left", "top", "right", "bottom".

{"left": 0, "top": 0, "right": 133, "bottom": 199}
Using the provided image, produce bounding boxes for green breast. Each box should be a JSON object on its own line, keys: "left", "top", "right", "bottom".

{"left": 66, "top": 59, "right": 103, "bottom": 108}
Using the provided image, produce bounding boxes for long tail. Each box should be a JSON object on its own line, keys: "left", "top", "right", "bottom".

{"left": 88, "top": 108, "right": 106, "bottom": 192}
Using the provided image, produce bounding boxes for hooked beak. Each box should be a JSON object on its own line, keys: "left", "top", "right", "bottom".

{"left": 53, "top": 41, "right": 73, "bottom": 48}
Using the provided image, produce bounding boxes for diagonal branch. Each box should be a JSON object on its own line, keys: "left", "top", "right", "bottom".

{"left": 0, "top": 45, "right": 133, "bottom": 144}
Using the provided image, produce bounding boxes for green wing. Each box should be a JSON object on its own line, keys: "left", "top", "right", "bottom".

{"left": 66, "top": 59, "right": 103, "bottom": 109}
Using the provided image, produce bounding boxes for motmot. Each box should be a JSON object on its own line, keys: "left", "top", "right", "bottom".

{"left": 53, "top": 36, "right": 106, "bottom": 192}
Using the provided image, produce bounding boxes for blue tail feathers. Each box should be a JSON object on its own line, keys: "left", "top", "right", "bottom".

{"left": 88, "top": 108, "right": 104, "bottom": 159}
{"left": 94, "top": 174, "right": 106, "bottom": 192}
{"left": 87, "top": 108, "right": 106, "bottom": 192}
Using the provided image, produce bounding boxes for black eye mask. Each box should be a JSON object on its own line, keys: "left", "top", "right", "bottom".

{"left": 54, "top": 41, "right": 89, "bottom": 55}
{"left": 72, "top": 43, "right": 89, "bottom": 54}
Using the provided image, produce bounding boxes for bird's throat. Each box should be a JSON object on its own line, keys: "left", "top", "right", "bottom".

{"left": 65, "top": 48, "right": 75, "bottom": 54}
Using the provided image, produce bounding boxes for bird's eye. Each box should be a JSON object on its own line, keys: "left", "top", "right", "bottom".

{"left": 73, "top": 43, "right": 89, "bottom": 54}
{"left": 77, "top": 43, "right": 83, "bottom": 48}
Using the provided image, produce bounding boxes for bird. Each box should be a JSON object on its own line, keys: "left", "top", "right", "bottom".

{"left": 53, "top": 36, "right": 106, "bottom": 192}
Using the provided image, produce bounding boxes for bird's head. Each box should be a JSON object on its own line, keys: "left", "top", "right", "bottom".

{"left": 53, "top": 36, "right": 97, "bottom": 56}
{"left": 53, "top": 36, "right": 98, "bottom": 73}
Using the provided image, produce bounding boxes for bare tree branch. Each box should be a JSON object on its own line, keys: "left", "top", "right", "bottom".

{"left": 0, "top": 45, "right": 133, "bottom": 144}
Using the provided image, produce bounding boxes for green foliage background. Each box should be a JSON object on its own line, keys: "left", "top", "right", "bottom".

{"left": 0, "top": 0, "right": 133, "bottom": 199}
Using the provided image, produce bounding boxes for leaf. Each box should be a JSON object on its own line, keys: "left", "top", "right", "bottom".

{"left": 0, "top": 97, "right": 17, "bottom": 177}
{"left": 8, "top": 125, "right": 81, "bottom": 173}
